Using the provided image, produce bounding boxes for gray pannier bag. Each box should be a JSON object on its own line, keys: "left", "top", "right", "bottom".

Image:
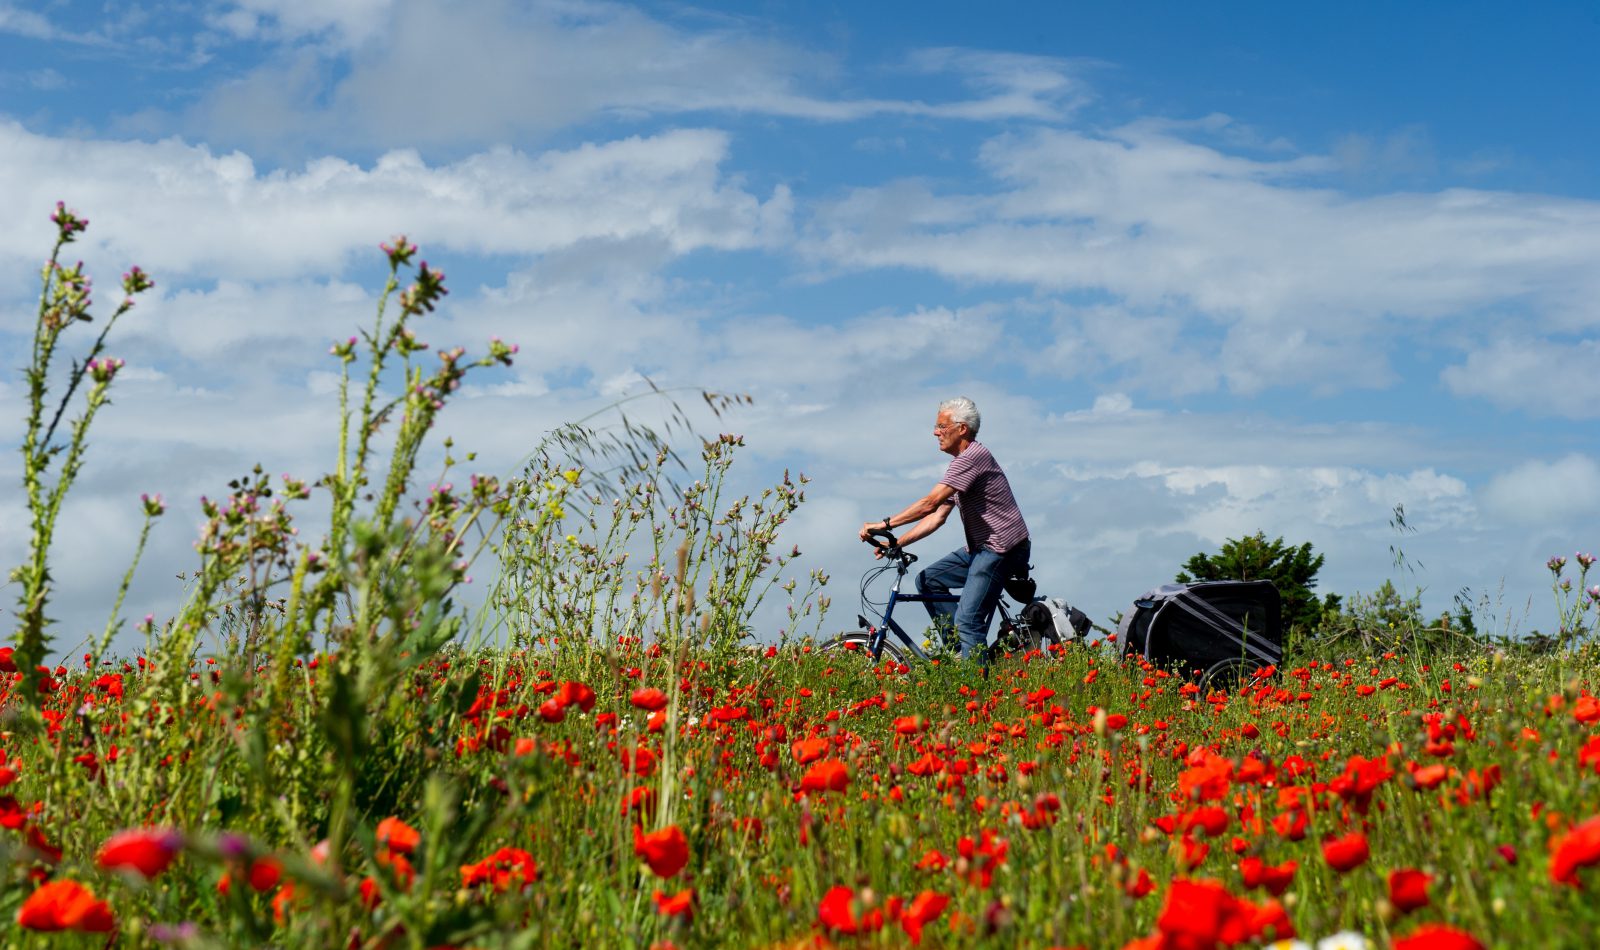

{"left": 1019, "top": 596, "right": 1091, "bottom": 649}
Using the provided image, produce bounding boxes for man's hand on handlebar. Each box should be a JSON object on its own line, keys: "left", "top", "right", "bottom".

{"left": 859, "top": 523, "right": 901, "bottom": 558}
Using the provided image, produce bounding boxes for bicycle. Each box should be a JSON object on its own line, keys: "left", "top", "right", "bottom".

{"left": 817, "top": 527, "right": 1058, "bottom": 665}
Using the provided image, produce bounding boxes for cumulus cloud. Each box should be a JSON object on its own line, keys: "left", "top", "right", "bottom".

{"left": 176, "top": 0, "right": 1090, "bottom": 154}
{"left": 802, "top": 120, "right": 1600, "bottom": 396}
{"left": 5, "top": 9, "right": 1595, "bottom": 653}
{"left": 211, "top": 0, "right": 398, "bottom": 46}
{"left": 0, "top": 122, "right": 787, "bottom": 281}
{"left": 1480, "top": 454, "right": 1600, "bottom": 524}
{"left": 1442, "top": 337, "right": 1600, "bottom": 418}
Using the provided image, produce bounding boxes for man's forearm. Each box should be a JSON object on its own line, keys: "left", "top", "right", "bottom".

{"left": 886, "top": 493, "right": 943, "bottom": 527}
{"left": 894, "top": 510, "right": 946, "bottom": 546}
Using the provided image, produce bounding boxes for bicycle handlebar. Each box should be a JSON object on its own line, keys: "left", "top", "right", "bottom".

{"left": 865, "top": 527, "right": 917, "bottom": 564}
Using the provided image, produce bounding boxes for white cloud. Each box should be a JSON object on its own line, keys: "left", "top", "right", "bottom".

{"left": 1442, "top": 337, "right": 1600, "bottom": 418}
{"left": 0, "top": 4, "right": 70, "bottom": 41}
{"left": 4, "top": 18, "right": 1596, "bottom": 657}
{"left": 0, "top": 122, "right": 786, "bottom": 281}
{"left": 1480, "top": 454, "right": 1600, "bottom": 524}
{"left": 212, "top": 0, "right": 397, "bottom": 46}
{"left": 175, "top": 1, "right": 1089, "bottom": 153}
{"left": 801, "top": 120, "right": 1600, "bottom": 397}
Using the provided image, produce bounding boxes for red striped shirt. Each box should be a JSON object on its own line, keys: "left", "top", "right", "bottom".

{"left": 939, "top": 442, "right": 1029, "bottom": 554}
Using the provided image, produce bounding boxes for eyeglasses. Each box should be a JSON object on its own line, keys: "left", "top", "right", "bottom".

{"left": 934, "top": 422, "right": 965, "bottom": 433}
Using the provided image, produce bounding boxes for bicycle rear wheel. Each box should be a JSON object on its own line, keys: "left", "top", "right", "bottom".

{"left": 817, "top": 630, "right": 908, "bottom": 666}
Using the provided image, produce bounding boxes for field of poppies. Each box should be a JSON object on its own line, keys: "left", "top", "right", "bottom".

{"left": 7, "top": 206, "right": 1600, "bottom": 947}
{"left": 4, "top": 620, "right": 1600, "bottom": 948}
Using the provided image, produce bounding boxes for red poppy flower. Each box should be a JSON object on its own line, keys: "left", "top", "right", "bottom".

{"left": 1550, "top": 815, "right": 1600, "bottom": 886}
{"left": 1123, "top": 866, "right": 1155, "bottom": 899}
{"left": 817, "top": 885, "right": 884, "bottom": 934}
{"left": 1578, "top": 735, "right": 1600, "bottom": 775}
{"left": 1240, "top": 857, "right": 1297, "bottom": 897}
{"left": 558, "top": 680, "right": 596, "bottom": 712}
{"left": 358, "top": 876, "right": 384, "bottom": 911}
{"left": 537, "top": 697, "right": 566, "bottom": 723}
{"left": 0, "top": 795, "right": 28, "bottom": 831}
{"left": 1391, "top": 923, "right": 1486, "bottom": 950}
{"left": 791, "top": 737, "right": 829, "bottom": 765}
{"left": 217, "top": 856, "right": 284, "bottom": 897}
{"left": 894, "top": 715, "right": 927, "bottom": 735}
{"left": 653, "top": 887, "right": 696, "bottom": 919}
{"left": 95, "top": 828, "right": 183, "bottom": 879}
{"left": 0, "top": 646, "right": 16, "bottom": 673}
{"left": 1155, "top": 878, "right": 1234, "bottom": 943}
{"left": 915, "top": 849, "right": 949, "bottom": 871}
{"left": 899, "top": 890, "right": 950, "bottom": 944}
{"left": 1176, "top": 835, "right": 1210, "bottom": 870}
{"left": 1409, "top": 764, "right": 1451, "bottom": 789}
{"left": 800, "top": 759, "right": 850, "bottom": 794}
{"left": 621, "top": 745, "right": 659, "bottom": 776}
{"left": 1573, "top": 694, "right": 1600, "bottom": 724}
{"left": 622, "top": 785, "right": 657, "bottom": 818}
{"left": 1321, "top": 832, "right": 1370, "bottom": 873}
{"left": 1271, "top": 808, "right": 1308, "bottom": 842}
{"left": 1179, "top": 806, "right": 1230, "bottom": 838}
{"left": 631, "top": 688, "right": 669, "bottom": 711}
{"left": 1388, "top": 867, "right": 1433, "bottom": 913}
{"left": 1330, "top": 754, "right": 1394, "bottom": 814}
{"left": 1178, "top": 753, "right": 1234, "bottom": 801}
{"left": 271, "top": 881, "right": 297, "bottom": 924}
{"left": 634, "top": 824, "right": 690, "bottom": 879}
{"left": 375, "top": 817, "right": 420, "bottom": 855}
{"left": 247, "top": 857, "right": 284, "bottom": 892}
{"left": 16, "top": 879, "right": 115, "bottom": 932}
{"left": 461, "top": 847, "right": 540, "bottom": 892}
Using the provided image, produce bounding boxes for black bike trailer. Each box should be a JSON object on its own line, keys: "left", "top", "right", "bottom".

{"left": 1116, "top": 580, "right": 1282, "bottom": 688}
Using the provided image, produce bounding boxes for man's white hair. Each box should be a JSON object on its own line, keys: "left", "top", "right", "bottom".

{"left": 939, "top": 396, "right": 981, "bottom": 437}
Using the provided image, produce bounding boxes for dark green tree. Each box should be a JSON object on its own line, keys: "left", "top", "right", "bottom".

{"left": 1177, "top": 532, "right": 1341, "bottom": 634}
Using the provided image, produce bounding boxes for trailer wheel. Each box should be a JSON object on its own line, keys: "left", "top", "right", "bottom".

{"left": 1200, "top": 656, "right": 1268, "bottom": 694}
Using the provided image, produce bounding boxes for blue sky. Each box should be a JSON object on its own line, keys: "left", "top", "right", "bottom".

{"left": 3, "top": 0, "right": 1599, "bottom": 652}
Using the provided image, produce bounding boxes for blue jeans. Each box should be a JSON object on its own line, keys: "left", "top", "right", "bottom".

{"left": 916, "top": 540, "right": 1030, "bottom": 664}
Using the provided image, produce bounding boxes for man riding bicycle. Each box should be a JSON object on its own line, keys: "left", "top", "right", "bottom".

{"left": 857, "top": 397, "right": 1030, "bottom": 664}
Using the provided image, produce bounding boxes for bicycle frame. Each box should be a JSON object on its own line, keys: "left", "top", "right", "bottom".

{"left": 857, "top": 550, "right": 1020, "bottom": 662}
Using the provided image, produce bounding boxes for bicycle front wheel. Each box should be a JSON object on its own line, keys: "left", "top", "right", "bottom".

{"left": 816, "top": 630, "right": 908, "bottom": 667}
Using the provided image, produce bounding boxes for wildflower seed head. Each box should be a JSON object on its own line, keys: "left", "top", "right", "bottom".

{"left": 1548, "top": 555, "right": 1568, "bottom": 575}
{"left": 51, "top": 200, "right": 89, "bottom": 242}
{"left": 380, "top": 235, "right": 418, "bottom": 267}
{"left": 121, "top": 266, "right": 153, "bottom": 297}
{"left": 393, "top": 327, "right": 428, "bottom": 354}
{"left": 87, "top": 357, "right": 125, "bottom": 384}
{"left": 140, "top": 493, "right": 166, "bottom": 517}
{"left": 488, "top": 336, "right": 520, "bottom": 366}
